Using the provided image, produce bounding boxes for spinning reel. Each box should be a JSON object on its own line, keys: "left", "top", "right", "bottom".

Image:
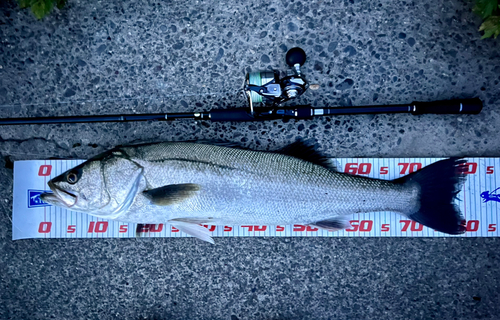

{"left": 244, "top": 47, "right": 309, "bottom": 112}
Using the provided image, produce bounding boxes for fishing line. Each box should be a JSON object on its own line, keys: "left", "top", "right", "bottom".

{"left": 2, "top": 205, "right": 13, "bottom": 224}
{"left": 0, "top": 90, "right": 240, "bottom": 109}
{"left": 0, "top": 174, "right": 14, "bottom": 224}
{"left": 0, "top": 48, "right": 482, "bottom": 125}
{"left": 0, "top": 151, "right": 73, "bottom": 158}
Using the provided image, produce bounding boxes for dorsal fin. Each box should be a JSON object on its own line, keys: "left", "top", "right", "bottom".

{"left": 195, "top": 139, "right": 337, "bottom": 171}
{"left": 278, "top": 141, "right": 337, "bottom": 171}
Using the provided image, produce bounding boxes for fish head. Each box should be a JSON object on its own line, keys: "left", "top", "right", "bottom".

{"left": 41, "top": 161, "right": 106, "bottom": 212}
{"left": 41, "top": 149, "right": 144, "bottom": 217}
{"left": 41, "top": 159, "right": 108, "bottom": 213}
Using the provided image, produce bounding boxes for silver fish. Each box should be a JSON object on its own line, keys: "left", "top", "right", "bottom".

{"left": 41, "top": 141, "right": 467, "bottom": 243}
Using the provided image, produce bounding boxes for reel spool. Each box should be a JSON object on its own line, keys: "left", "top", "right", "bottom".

{"left": 246, "top": 71, "right": 281, "bottom": 104}
{"left": 244, "top": 47, "right": 308, "bottom": 110}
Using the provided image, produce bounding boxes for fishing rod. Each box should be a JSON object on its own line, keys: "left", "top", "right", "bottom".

{"left": 0, "top": 47, "right": 482, "bottom": 126}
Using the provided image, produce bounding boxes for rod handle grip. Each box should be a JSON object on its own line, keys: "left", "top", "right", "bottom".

{"left": 412, "top": 98, "right": 483, "bottom": 115}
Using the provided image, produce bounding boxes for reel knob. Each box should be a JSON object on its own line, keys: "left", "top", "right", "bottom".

{"left": 286, "top": 47, "right": 307, "bottom": 67}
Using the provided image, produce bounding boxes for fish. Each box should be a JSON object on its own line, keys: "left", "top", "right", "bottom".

{"left": 41, "top": 141, "right": 467, "bottom": 243}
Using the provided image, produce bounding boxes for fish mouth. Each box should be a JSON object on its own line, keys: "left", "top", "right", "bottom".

{"left": 41, "top": 181, "right": 77, "bottom": 208}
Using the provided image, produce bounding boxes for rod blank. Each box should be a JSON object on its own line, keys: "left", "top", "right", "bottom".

{"left": 0, "top": 98, "right": 482, "bottom": 125}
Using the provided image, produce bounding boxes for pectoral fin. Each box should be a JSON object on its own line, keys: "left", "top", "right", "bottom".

{"left": 169, "top": 220, "right": 215, "bottom": 244}
{"left": 143, "top": 183, "right": 200, "bottom": 206}
{"left": 310, "top": 217, "right": 351, "bottom": 231}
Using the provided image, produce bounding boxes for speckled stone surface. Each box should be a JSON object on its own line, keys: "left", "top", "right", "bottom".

{"left": 1, "top": 0, "right": 500, "bottom": 319}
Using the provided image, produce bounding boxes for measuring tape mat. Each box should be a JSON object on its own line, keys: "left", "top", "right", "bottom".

{"left": 12, "top": 158, "right": 500, "bottom": 240}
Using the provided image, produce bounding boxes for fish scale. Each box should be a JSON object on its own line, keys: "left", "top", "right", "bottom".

{"left": 41, "top": 142, "right": 467, "bottom": 242}
{"left": 108, "top": 143, "right": 416, "bottom": 224}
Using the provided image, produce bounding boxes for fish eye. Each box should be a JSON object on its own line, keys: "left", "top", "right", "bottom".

{"left": 66, "top": 172, "right": 79, "bottom": 184}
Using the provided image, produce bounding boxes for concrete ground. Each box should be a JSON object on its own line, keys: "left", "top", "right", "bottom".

{"left": 1, "top": 0, "right": 500, "bottom": 319}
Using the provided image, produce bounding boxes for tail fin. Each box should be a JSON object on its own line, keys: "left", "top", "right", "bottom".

{"left": 395, "top": 158, "right": 467, "bottom": 235}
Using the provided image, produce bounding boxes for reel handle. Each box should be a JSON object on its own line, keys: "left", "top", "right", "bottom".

{"left": 286, "top": 47, "right": 307, "bottom": 67}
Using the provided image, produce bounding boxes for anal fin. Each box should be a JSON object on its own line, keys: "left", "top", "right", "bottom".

{"left": 169, "top": 220, "right": 215, "bottom": 244}
{"left": 310, "top": 217, "right": 351, "bottom": 232}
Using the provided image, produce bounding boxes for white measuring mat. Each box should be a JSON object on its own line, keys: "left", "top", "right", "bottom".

{"left": 12, "top": 158, "right": 500, "bottom": 240}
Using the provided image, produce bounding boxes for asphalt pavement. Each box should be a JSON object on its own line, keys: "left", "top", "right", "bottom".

{"left": 1, "top": 0, "right": 499, "bottom": 319}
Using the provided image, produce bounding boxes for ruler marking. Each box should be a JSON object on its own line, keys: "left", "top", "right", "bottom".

{"left": 44, "top": 160, "right": 47, "bottom": 239}
{"left": 472, "top": 157, "right": 476, "bottom": 237}
{"left": 486, "top": 158, "right": 489, "bottom": 237}
{"left": 480, "top": 158, "right": 484, "bottom": 237}
{"left": 495, "top": 158, "right": 498, "bottom": 237}
{"left": 14, "top": 158, "right": 500, "bottom": 240}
